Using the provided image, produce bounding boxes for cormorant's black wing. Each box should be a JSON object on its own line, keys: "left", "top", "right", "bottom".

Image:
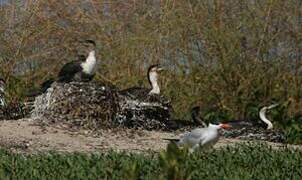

{"left": 57, "top": 61, "right": 82, "bottom": 82}
{"left": 40, "top": 78, "right": 55, "bottom": 93}
{"left": 25, "top": 78, "right": 55, "bottom": 97}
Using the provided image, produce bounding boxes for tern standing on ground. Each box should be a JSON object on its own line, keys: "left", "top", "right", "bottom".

{"left": 168, "top": 123, "right": 231, "bottom": 152}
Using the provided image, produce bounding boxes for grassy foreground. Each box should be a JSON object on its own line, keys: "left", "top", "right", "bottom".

{"left": 0, "top": 144, "right": 301, "bottom": 180}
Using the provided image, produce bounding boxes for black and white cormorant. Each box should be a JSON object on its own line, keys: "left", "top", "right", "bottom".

{"left": 119, "top": 64, "right": 164, "bottom": 98}
{"left": 0, "top": 78, "right": 6, "bottom": 107}
{"left": 226, "top": 104, "right": 278, "bottom": 130}
{"left": 57, "top": 39, "right": 97, "bottom": 83}
{"left": 28, "top": 40, "right": 98, "bottom": 96}
{"left": 222, "top": 104, "right": 285, "bottom": 142}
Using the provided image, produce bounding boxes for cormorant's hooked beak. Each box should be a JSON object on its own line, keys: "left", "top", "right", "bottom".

{"left": 157, "top": 66, "right": 164, "bottom": 72}
{"left": 79, "top": 39, "right": 96, "bottom": 47}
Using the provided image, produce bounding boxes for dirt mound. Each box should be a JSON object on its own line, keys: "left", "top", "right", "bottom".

{"left": 31, "top": 81, "right": 119, "bottom": 129}
{"left": 116, "top": 94, "right": 172, "bottom": 130}
{"left": 30, "top": 81, "right": 173, "bottom": 131}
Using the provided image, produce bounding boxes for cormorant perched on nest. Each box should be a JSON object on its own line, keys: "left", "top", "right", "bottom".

{"left": 57, "top": 40, "right": 97, "bottom": 83}
{"left": 119, "top": 64, "right": 164, "bottom": 99}
{"left": 222, "top": 104, "right": 285, "bottom": 142}
{"left": 26, "top": 40, "right": 98, "bottom": 97}
{"left": 116, "top": 64, "right": 173, "bottom": 130}
{"left": 226, "top": 104, "right": 278, "bottom": 130}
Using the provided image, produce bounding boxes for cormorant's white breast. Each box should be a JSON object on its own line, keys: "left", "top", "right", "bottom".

{"left": 81, "top": 50, "right": 96, "bottom": 74}
{"left": 148, "top": 64, "right": 163, "bottom": 95}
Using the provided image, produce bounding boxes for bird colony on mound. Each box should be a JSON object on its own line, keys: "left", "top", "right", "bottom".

{"left": 0, "top": 39, "right": 286, "bottom": 145}
{"left": 30, "top": 81, "right": 173, "bottom": 130}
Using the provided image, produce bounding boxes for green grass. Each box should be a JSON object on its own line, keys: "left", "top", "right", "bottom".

{"left": 0, "top": 144, "right": 301, "bottom": 179}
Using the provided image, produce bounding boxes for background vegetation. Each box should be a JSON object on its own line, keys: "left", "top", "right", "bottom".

{"left": 0, "top": 144, "right": 301, "bottom": 179}
{"left": 0, "top": 0, "right": 301, "bottom": 140}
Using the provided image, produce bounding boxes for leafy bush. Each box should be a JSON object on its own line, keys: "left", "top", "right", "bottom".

{"left": 0, "top": 144, "right": 301, "bottom": 179}
{"left": 284, "top": 117, "right": 302, "bottom": 144}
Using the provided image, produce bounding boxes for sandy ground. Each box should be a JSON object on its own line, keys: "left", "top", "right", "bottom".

{"left": 0, "top": 119, "right": 301, "bottom": 154}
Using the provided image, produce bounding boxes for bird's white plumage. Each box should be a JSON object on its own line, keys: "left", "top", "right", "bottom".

{"left": 259, "top": 104, "right": 278, "bottom": 130}
{"left": 148, "top": 71, "right": 160, "bottom": 94}
{"left": 81, "top": 50, "right": 96, "bottom": 74}
{"left": 0, "top": 87, "right": 4, "bottom": 94}
{"left": 177, "top": 123, "right": 223, "bottom": 152}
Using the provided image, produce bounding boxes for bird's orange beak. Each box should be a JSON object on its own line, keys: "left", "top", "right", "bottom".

{"left": 220, "top": 123, "right": 232, "bottom": 129}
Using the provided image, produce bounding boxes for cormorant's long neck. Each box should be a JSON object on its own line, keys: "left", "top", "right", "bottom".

{"left": 0, "top": 86, "right": 4, "bottom": 94}
{"left": 86, "top": 50, "right": 96, "bottom": 63}
{"left": 191, "top": 111, "right": 207, "bottom": 127}
{"left": 148, "top": 71, "right": 160, "bottom": 94}
{"left": 259, "top": 107, "right": 273, "bottom": 129}
{"left": 81, "top": 50, "right": 96, "bottom": 74}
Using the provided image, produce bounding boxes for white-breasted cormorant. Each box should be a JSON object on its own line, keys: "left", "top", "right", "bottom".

{"left": 119, "top": 64, "right": 164, "bottom": 98}
{"left": 227, "top": 104, "right": 278, "bottom": 130}
{"left": 57, "top": 39, "right": 97, "bottom": 83}
{"left": 26, "top": 40, "right": 98, "bottom": 96}
{"left": 222, "top": 104, "right": 285, "bottom": 142}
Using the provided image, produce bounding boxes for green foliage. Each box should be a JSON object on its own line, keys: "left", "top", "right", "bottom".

{"left": 0, "top": 144, "right": 301, "bottom": 179}
{"left": 284, "top": 117, "right": 302, "bottom": 145}
{"left": 159, "top": 143, "right": 192, "bottom": 180}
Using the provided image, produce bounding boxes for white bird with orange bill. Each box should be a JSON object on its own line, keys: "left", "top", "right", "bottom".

{"left": 166, "top": 123, "right": 232, "bottom": 152}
